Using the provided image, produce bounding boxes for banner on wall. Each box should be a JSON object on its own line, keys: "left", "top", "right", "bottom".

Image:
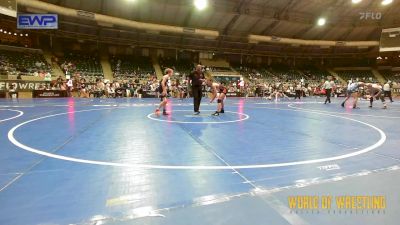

{"left": 226, "top": 92, "right": 243, "bottom": 97}
{"left": 392, "top": 88, "right": 400, "bottom": 95}
{"left": 32, "top": 90, "right": 67, "bottom": 98}
{"left": 0, "top": 80, "right": 49, "bottom": 91}
{"left": 17, "top": 14, "right": 58, "bottom": 29}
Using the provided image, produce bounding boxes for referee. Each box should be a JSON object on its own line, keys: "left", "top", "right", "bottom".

{"left": 322, "top": 76, "right": 334, "bottom": 104}
{"left": 383, "top": 81, "right": 394, "bottom": 103}
{"left": 189, "top": 65, "right": 205, "bottom": 115}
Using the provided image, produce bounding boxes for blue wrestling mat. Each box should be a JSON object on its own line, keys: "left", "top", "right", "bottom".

{"left": 0, "top": 97, "right": 399, "bottom": 225}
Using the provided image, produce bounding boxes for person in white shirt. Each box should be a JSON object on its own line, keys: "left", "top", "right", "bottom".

{"left": 269, "top": 87, "right": 290, "bottom": 102}
{"left": 35, "top": 61, "right": 42, "bottom": 68}
{"left": 322, "top": 76, "right": 334, "bottom": 104}
{"left": 330, "top": 79, "right": 336, "bottom": 97}
{"left": 239, "top": 79, "right": 245, "bottom": 93}
{"left": 44, "top": 72, "right": 52, "bottom": 83}
{"left": 8, "top": 84, "right": 18, "bottom": 99}
{"left": 66, "top": 79, "right": 73, "bottom": 97}
{"left": 383, "top": 81, "right": 393, "bottom": 103}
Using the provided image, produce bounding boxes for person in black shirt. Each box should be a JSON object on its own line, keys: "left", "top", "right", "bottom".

{"left": 79, "top": 78, "right": 89, "bottom": 98}
{"left": 189, "top": 65, "right": 205, "bottom": 115}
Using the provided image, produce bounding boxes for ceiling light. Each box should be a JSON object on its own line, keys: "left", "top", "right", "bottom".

{"left": 317, "top": 18, "right": 326, "bottom": 26}
{"left": 352, "top": 0, "right": 362, "bottom": 3}
{"left": 194, "top": 0, "right": 208, "bottom": 10}
{"left": 381, "top": 0, "right": 393, "bottom": 5}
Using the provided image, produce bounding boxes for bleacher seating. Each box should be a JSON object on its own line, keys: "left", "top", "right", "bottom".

{"left": 267, "top": 65, "right": 303, "bottom": 81}
{"left": 0, "top": 49, "right": 51, "bottom": 76}
{"left": 233, "top": 64, "right": 260, "bottom": 78}
{"left": 209, "top": 67, "right": 233, "bottom": 73}
{"left": 111, "top": 55, "right": 154, "bottom": 79}
{"left": 59, "top": 52, "right": 103, "bottom": 77}
{"left": 231, "top": 63, "right": 286, "bottom": 84}
{"left": 159, "top": 56, "right": 193, "bottom": 77}
{"left": 335, "top": 70, "right": 377, "bottom": 82}
{"left": 379, "top": 70, "right": 400, "bottom": 83}
{"left": 213, "top": 75, "right": 241, "bottom": 84}
{"left": 300, "top": 67, "right": 330, "bottom": 81}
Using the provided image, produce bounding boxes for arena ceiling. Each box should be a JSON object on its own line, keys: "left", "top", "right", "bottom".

{"left": 17, "top": 0, "right": 400, "bottom": 56}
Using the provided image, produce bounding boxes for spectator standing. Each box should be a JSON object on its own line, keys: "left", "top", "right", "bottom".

{"left": 66, "top": 78, "right": 73, "bottom": 97}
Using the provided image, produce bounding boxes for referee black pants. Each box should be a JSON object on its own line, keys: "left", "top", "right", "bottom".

{"left": 192, "top": 86, "right": 202, "bottom": 112}
{"left": 324, "top": 89, "right": 331, "bottom": 104}
{"left": 384, "top": 91, "right": 393, "bottom": 102}
{"left": 295, "top": 90, "right": 301, "bottom": 99}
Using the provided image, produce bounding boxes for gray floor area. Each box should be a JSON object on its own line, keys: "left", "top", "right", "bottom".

{"left": 110, "top": 168, "right": 399, "bottom": 225}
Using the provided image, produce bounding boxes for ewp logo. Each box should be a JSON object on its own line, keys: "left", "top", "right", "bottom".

{"left": 17, "top": 14, "right": 58, "bottom": 29}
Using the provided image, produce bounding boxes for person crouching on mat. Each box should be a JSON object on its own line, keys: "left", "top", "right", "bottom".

{"left": 366, "top": 83, "right": 387, "bottom": 109}
{"left": 209, "top": 81, "right": 227, "bottom": 116}
{"left": 270, "top": 88, "right": 290, "bottom": 102}
{"left": 155, "top": 68, "right": 173, "bottom": 116}
{"left": 206, "top": 78, "right": 218, "bottom": 102}
{"left": 207, "top": 79, "right": 226, "bottom": 114}
{"left": 341, "top": 81, "right": 365, "bottom": 109}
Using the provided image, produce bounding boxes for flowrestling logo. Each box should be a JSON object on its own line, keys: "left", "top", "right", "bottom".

{"left": 17, "top": 14, "right": 58, "bottom": 29}
{"left": 359, "top": 12, "right": 382, "bottom": 20}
